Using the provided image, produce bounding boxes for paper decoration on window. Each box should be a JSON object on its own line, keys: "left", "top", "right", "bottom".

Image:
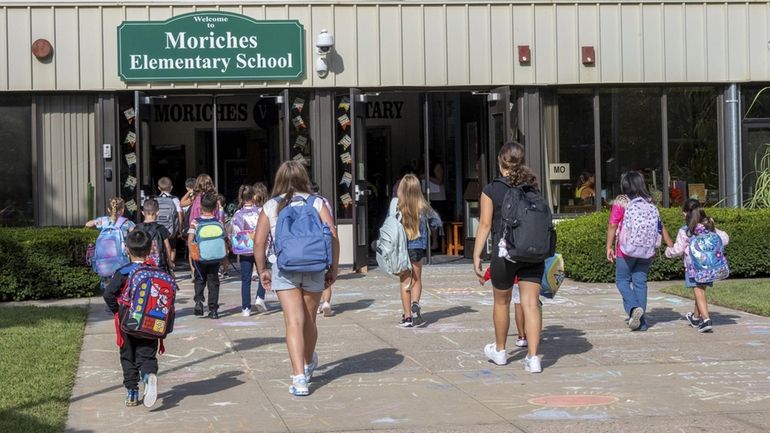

{"left": 292, "top": 153, "right": 310, "bottom": 166}
{"left": 340, "top": 152, "right": 352, "bottom": 165}
{"left": 337, "top": 114, "right": 351, "bottom": 129}
{"left": 125, "top": 152, "right": 137, "bottom": 166}
{"left": 340, "top": 172, "right": 353, "bottom": 187}
{"left": 124, "top": 131, "right": 137, "bottom": 146}
{"left": 125, "top": 199, "right": 138, "bottom": 212}
{"left": 340, "top": 193, "right": 353, "bottom": 207}
{"left": 294, "top": 135, "right": 308, "bottom": 152}
{"left": 292, "top": 97, "right": 305, "bottom": 113}
{"left": 123, "top": 108, "right": 135, "bottom": 124}
{"left": 124, "top": 176, "right": 137, "bottom": 189}
{"left": 338, "top": 134, "right": 352, "bottom": 150}
{"left": 338, "top": 98, "right": 350, "bottom": 111}
{"left": 292, "top": 116, "right": 306, "bottom": 129}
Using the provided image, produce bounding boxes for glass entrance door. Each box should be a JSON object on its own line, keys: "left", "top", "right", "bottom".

{"left": 742, "top": 121, "right": 770, "bottom": 206}
{"left": 350, "top": 88, "right": 369, "bottom": 271}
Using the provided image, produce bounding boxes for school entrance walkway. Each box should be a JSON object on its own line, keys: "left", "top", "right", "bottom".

{"left": 66, "top": 263, "right": 770, "bottom": 433}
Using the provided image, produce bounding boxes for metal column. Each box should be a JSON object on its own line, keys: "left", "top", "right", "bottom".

{"left": 724, "top": 84, "right": 742, "bottom": 207}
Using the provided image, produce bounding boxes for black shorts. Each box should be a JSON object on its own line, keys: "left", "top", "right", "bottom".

{"left": 408, "top": 248, "right": 426, "bottom": 263}
{"left": 489, "top": 255, "right": 544, "bottom": 289}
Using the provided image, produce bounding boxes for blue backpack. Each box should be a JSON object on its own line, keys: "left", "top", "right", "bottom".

{"left": 92, "top": 217, "right": 129, "bottom": 277}
{"left": 194, "top": 219, "right": 227, "bottom": 264}
{"left": 687, "top": 230, "right": 730, "bottom": 283}
{"left": 274, "top": 195, "right": 332, "bottom": 273}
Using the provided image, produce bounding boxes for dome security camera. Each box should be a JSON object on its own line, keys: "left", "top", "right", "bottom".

{"left": 316, "top": 29, "right": 334, "bottom": 54}
{"left": 315, "top": 57, "right": 329, "bottom": 78}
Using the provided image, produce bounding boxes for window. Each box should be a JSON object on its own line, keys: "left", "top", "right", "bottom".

{"left": 0, "top": 97, "right": 33, "bottom": 225}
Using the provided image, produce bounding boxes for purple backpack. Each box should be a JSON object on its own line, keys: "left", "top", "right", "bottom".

{"left": 619, "top": 198, "right": 661, "bottom": 259}
{"left": 230, "top": 206, "right": 261, "bottom": 255}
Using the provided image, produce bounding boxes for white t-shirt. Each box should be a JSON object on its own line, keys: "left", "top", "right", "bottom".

{"left": 262, "top": 193, "right": 326, "bottom": 238}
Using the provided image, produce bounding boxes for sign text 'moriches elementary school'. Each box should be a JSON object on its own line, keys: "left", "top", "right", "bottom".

{"left": 118, "top": 12, "right": 305, "bottom": 82}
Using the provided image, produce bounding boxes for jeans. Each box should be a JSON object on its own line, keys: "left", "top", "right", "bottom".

{"left": 239, "top": 255, "right": 265, "bottom": 310}
{"left": 615, "top": 256, "right": 651, "bottom": 318}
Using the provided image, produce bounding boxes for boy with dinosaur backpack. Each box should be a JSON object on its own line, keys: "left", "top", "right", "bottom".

{"left": 104, "top": 230, "right": 177, "bottom": 408}
{"left": 188, "top": 192, "right": 226, "bottom": 319}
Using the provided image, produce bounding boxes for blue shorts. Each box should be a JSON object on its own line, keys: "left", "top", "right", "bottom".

{"left": 270, "top": 263, "right": 326, "bottom": 293}
{"left": 685, "top": 273, "right": 713, "bottom": 289}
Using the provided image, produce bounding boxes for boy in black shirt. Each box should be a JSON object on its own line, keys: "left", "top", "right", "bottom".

{"left": 103, "top": 230, "right": 160, "bottom": 408}
{"left": 136, "top": 199, "right": 173, "bottom": 273}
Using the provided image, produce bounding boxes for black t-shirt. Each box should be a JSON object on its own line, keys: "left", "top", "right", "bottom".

{"left": 482, "top": 177, "right": 537, "bottom": 241}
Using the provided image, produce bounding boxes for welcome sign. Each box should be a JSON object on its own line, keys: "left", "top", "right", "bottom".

{"left": 118, "top": 12, "right": 304, "bottom": 82}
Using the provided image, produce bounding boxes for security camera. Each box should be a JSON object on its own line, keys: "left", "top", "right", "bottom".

{"left": 316, "top": 29, "right": 334, "bottom": 54}
{"left": 315, "top": 57, "right": 329, "bottom": 78}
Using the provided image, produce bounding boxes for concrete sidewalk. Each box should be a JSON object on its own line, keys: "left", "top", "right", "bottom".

{"left": 65, "top": 264, "right": 770, "bottom": 433}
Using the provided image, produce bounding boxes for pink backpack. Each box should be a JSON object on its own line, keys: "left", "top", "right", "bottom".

{"left": 618, "top": 197, "right": 661, "bottom": 259}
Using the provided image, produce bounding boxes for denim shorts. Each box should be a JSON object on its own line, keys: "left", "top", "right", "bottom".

{"left": 685, "top": 272, "right": 713, "bottom": 289}
{"left": 408, "top": 248, "right": 426, "bottom": 263}
{"left": 270, "top": 263, "right": 326, "bottom": 293}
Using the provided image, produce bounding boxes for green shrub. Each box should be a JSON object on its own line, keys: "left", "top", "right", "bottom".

{"left": 555, "top": 208, "right": 770, "bottom": 283}
{"left": 0, "top": 228, "right": 100, "bottom": 301}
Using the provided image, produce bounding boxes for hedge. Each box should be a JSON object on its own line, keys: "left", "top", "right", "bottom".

{"left": 555, "top": 208, "right": 770, "bottom": 283}
{"left": 0, "top": 228, "right": 99, "bottom": 301}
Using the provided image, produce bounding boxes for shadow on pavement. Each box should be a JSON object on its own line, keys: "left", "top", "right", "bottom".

{"left": 508, "top": 325, "right": 593, "bottom": 368}
{"left": 231, "top": 336, "right": 284, "bottom": 351}
{"left": 313, "top": 348, "right": 404, "bottom": 391}
{"left": 330, "top": 298, "right": 375, "bottom": 315}
{"left": 152, "top": 371, "right": 245, "bottom": 411}
{"left": 646, "top": 307, "right": 686, "bottom": 326}
{"left": 420, "top": 305, "right": 477, "bottom": 327}
{"left": 708, "top": 311, "right": 741, "bottom": 326}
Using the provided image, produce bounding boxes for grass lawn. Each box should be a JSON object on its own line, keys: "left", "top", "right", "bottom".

{"left": 0, "top": 307, "right": 87, "bottom": 433}
{"left": 661, "top": 280, "right": 770, "bottom": 317}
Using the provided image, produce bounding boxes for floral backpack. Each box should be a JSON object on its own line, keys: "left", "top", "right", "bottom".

{"left": 619, "top": 197, "right": 661, "bottom": 259}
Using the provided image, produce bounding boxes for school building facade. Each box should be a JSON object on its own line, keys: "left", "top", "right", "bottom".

{"left": 1, "top": 0, "right": 769, "bottom": 267}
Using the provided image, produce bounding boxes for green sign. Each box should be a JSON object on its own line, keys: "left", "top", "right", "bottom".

{"left": 118, "top": 12, "right": 304, "bottom": 82}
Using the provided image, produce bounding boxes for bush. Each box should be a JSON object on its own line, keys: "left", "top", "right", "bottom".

{"left": 555, "top": 208, "right": 770, "bottom": 283}
{"left": 0, "top": 228, "right": 100, "bottom": 301}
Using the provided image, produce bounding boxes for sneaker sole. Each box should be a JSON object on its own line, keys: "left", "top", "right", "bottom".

{"left": 143, "top": 374, "right": 157, "bottom": 408}
{"left": 289, "top": 386, "right": 309, "bottom": 396}
{"left": 628, "top": 308, "right": 644, "bottom": 330}
{"left": 698, "top": 326, "right": 713, "bottom": 333}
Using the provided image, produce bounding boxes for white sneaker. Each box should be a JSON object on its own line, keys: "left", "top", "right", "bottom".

{"left": 484, "top": 343, "right": 508, "bottom": 366}
{"left": 142, "top": 373, "right": 158, "bottom": 407}
{"left": 254, "top": 297, "right": 268, "bottom": 313}
{"left": 304, "top": 352, "right": 319, "bottom": 382}
{"left": 241, "top": 308, "right": 251, "bottom": 317}
{"left": 321, "top": 302, "right": 334, "bottom": 317}
{"left": 515, "top": 336, "right": 528, "bottom": 347}
{"left": 289, "top": 374, "right": 309, "bottom": 396}
{"left": 524, "top": 355, "right": 542, "bottom": 373}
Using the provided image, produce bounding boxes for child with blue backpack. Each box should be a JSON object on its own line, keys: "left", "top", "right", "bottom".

{"left": 86, "top": 197, "right": 136, "bottom": 289}
{"left": 230, "top": 184, "right": 267, "bottom": 316}
{"left": 665, "top": 199, "right": 730, "bottom": 333}
{"left": 188, "top": 192, "right": 226, "bottom": 319}
{"left": 253, "top": 161, "right": 339, "bottom": 396}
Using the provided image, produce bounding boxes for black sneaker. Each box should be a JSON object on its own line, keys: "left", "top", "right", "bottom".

{"left": 411, "top": 302, "right": 424, "bottom": 327}
{"left": 399, "top": 315, "right": 413, "bottom": 328}
{"left": 685, "top": 312, "right": 702, "bottom": 328}
{"left": 208, "top": 309, "right": 219, "bottom": 320}
{"left": 194, "top": 302, "right": 204, "bottom": 316}
{"left": 698, "top": 319, "right": 713, "bottom": 333}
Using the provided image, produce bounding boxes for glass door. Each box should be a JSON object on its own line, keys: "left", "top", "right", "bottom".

{"left": 485, "top": 86, "right": 513, "bottom": 184}
{"left": 742, "top": 120, "right": 770, "bottom": 206}
{"left": 351, "top": 88, "right": 369, "bottom": 271}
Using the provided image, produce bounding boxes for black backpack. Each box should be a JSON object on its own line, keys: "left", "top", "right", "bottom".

{"left": 137, "top": 223, "right": 168, "bottom": 270}
{"left": 495, "top": 179, "right": 556, "bottom": 263}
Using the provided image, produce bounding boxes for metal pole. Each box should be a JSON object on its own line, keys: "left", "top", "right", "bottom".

{"left": 593, "top": 89, "right": 602, "bottom": 211}
{"left": 661, "top": 92, "right": 670, "bottom": 208}
{"left": 213, "top": 95, "right": 219, "bottom": 191}
{"left": 724, "top": 84, "right": 741, "bottom": 207}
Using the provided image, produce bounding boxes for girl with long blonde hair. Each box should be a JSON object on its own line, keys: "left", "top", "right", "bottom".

{"left": 395, "top": 174, "right": 440, "bottom": 327}
{"left": 253, "top": 161, "right": 339, "bottom": 396}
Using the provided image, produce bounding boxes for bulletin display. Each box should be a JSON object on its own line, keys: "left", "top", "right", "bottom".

{"left": 334, "top": 94, "right": 354, "bottom": 220}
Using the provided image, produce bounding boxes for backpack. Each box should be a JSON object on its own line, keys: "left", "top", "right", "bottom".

{"left": 193, "top": 219, "right": 227, "bottom": 263}
{"left": 180, "top": 206, "right": 192, "bottom": 237}
{"left": 137, "top": 223, "right": 167, "bottom": 269}
{"left": 274, "top": 195, "right": 332, "bottom": 273}
{"left": 156, "top": 194, "right": 178, "bottom": 236}
{"left": 376, "top": 198, "right": 412, "bottom": 275}
{"left": 687, "top": 230, "right": 730, "bottom": 283}
{"left": 619, "top": 197, "right": 661, "bottom": 259}
{"left": 540, "top": 253, "right": 565, "bottom": 299}
{"left": 92, "top": 217, "right": 130, "bottom": 277}
{"left": 118, "top": 263, "right": 177, "bottom": 339}
{"left": 495, "top": 179, "right": 556, "bottom": 263}
{"left": 230, "top": 206, "right": 261, "bottom": 255}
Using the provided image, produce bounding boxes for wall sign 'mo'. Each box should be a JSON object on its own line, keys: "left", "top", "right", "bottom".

{"left": 118, "top": 12, "right": 304, "bottom": 82}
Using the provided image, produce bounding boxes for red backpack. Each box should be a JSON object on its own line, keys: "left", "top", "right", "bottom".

{"left": 118, "top": 262, "right": 177, "bottom": 339}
